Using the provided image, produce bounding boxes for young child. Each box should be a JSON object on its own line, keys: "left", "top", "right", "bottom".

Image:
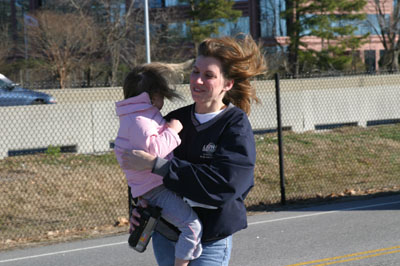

{"left": 114, "top": 63, "right": 202, "bottom": 266}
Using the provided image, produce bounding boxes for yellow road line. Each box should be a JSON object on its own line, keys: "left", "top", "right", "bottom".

{"left": 286, "top": 245, "right": 400, "bottom": 266}
{"left": 313, "top": 249, "right": 400, "bottom": 266}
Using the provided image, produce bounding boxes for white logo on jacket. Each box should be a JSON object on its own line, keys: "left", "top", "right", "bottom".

{"left": 201, "top": 143, "right": 217, "bottom": 159}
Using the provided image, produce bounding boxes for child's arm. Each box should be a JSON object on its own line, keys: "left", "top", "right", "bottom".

{"left": 147, "top": 127, "right": 181, "bottom": 158}
{"left": 130, "top": 117, "right": 182, "bottom": 159}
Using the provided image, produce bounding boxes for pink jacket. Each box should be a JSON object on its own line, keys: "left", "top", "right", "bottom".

{"left": 114, "top": 92, "right": 181, "bottom": 197}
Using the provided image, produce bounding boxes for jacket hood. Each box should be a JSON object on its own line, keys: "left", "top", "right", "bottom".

{"left": 115, "top": 92, "right": 153, "bottom": 116}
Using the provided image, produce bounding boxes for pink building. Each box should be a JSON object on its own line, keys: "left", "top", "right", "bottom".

{"left": 264, "top": 0, "right": 396, "bottom": 72}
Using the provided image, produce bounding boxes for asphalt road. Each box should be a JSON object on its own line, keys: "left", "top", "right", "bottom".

{"left": 1, "top": 193, "right": 399, "bottom": 266}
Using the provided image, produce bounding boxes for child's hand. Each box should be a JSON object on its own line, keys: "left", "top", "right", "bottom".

{"left": 167, "top": 119, "right": 183, "bottom": 133}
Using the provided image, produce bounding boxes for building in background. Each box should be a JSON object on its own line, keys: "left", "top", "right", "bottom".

{"left": 3, "top": 0, "right": 395, "bottom": 71}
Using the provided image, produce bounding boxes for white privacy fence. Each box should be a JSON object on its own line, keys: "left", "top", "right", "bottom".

{"left": 1, "top": 75, "right": 400, "bottom": 159}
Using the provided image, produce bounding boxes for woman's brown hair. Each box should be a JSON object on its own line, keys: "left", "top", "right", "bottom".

{"left": 123, "top": 62, "right": 181, "bottom": 101}
{"left": 197, "top": 34, "right": 267, "bottom": 114}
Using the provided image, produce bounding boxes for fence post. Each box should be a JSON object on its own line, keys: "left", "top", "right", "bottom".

{"left": 275, "top": 73, "right": 286, "bottom": 205}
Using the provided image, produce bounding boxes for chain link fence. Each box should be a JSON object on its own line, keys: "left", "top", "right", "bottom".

{"left": 1, "top": 73, "right": 400, "bottom": 249}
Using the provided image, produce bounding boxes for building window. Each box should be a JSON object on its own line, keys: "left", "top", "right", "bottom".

{"left": 0, "top": 1, "right": 11, "bottom": 26}
{"left": 169, "top": 17, "right": 250, "bottom": 38}
{"left": 218, "top": 17, "right": 249, "bottom": 36}
{"left": 364, "top": 50, "right": 376, "bottom": 73}
{"left": 260, "top": 0, "right": 286, "bottom": 37}
{"left": 358, "top": 14, "right": 388, "bottom": 35}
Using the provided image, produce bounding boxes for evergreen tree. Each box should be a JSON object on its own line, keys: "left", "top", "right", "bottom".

{"left": 283, "top": 0, "right": 368, "bottom": 75}
{"left": 179, "top": 0, "right": 242, "bottom": 51}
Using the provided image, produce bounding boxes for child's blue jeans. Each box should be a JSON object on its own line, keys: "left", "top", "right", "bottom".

{"left": 152, "top": 231, "right": 232, "bottom": 266}
{"left": 142, "top": 185, "right": 202, "bottom": 260}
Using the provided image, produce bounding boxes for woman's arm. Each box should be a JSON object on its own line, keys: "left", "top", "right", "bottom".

{"left": 121, "top": 149, "right": 156, "bottom": 171}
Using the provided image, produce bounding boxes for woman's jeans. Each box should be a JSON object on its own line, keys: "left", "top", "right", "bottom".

{"left": 152, "top": 231, "right": 232, "bottom": 266}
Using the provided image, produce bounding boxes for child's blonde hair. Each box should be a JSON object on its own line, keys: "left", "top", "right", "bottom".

{"left": 123, "top": 62, "right": 181, "bottom": 101}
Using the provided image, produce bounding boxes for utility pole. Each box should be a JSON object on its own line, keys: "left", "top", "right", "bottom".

{"left": 144, "top": 0, "right": 151, "bottom": 63}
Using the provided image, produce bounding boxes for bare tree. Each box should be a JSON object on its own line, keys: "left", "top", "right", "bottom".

{"left": 52, "top": 1, "right": 192, "bottom": 85}
{"left": 66, "top": 0, "right": 141, "bottom": 86}
{"left": 260, "top": 0, "right": 288, "bottom": 74}
{"left": 0, "top": 25, "right": 13, "bottom": 73}
{"left": 369, "top": 0, "right": 400, "bottom": 71}
{"left": 121, "top": 5, "right": 190, "bottom": 68}
{"left": 26, "top": 11, "right": 100, "bottom": 89}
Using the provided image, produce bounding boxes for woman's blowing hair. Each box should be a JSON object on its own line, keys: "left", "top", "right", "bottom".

{"left": 198, "top": 34, "right": 267, "bottom": 114}
{"left": 123, "top": 62, "right": 182, "bottom": 101}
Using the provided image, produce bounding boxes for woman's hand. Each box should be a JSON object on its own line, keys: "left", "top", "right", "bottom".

{"left": 121, "top": 150, "right": 156, "bottom": 171}
{"left": 129, "top": 199, "right": 148, "bottom": 233}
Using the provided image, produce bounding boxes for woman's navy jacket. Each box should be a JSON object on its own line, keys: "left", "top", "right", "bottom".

{"left": 153, "top": 103, "right": 255, "bottom": 242}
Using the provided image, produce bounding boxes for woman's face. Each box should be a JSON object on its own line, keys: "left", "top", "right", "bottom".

{"left": 190, "top": 56, "right": 233, "bottom": 114}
